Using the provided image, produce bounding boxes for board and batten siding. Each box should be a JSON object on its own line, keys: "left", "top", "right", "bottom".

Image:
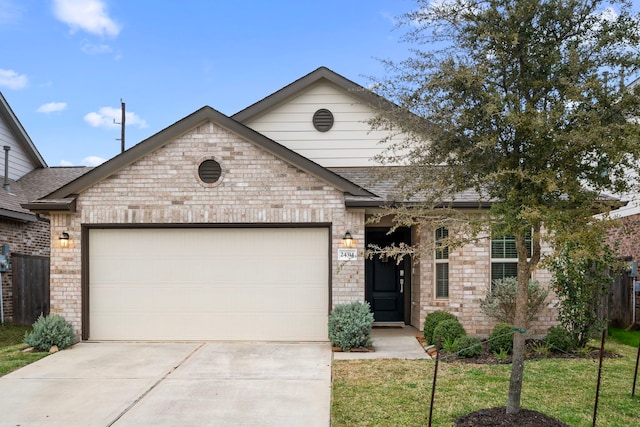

{"left": 0, "top": 116, "right": 39, "bottom": 180}
{"left": 243, "top": 81, "right": 402, "bottom": 167}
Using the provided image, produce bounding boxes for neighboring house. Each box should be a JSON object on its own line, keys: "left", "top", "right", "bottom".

{"left": 24, "top": 67, "right": 558, "bottom": 341}
{"left": 0, "top": 92, "right": 90, "bottom": 324}
{"left": 607, "top": 197, "right": 640, "bottom": 326}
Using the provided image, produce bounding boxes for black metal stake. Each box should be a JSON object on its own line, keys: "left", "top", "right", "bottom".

{"left": 428, "top": 335, "right": 441, "bottom": 427}
{"left": 632, "top": 338, "right": 640, "bottom": 397}
{"left": 592, "top": 328, "right": 606, "bottom": 427}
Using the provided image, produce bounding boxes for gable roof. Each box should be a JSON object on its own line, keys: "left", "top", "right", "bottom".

{"left": 0, "top": 92, "right": 47, "bottom": 168}
{"left": 38, "top": 106, "right": 372, "bottom": 208}
{"left": 232, "top": 66, "right": 393, "bottom": 123}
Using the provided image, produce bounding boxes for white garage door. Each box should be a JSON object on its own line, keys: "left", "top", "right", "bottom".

{"left": 88, "top": 227, "right": 329, "bottom": 341}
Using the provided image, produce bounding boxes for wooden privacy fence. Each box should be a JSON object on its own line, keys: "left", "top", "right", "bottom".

{"left": 11, "top": 254, "right": 49, "bottom": 326}
{"left": 608, "top": 269, "right": 635, "bottom": 328}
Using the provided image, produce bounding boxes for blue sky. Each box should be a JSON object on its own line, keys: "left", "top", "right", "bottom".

{"left": 2, "top": 1, "right": 639, "bottom": 168}
{"left": 0, "top": 0, "right": 414, "bottom": 167}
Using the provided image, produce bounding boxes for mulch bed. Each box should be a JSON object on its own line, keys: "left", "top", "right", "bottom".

{"left": 456, "top": 407, "right": 569, "bottom": 426}
{"left": 416, "top": 334, "right": 620, "bottom": 364}
{"left": 331, "top": 346, "right": 375, "bottom": 352}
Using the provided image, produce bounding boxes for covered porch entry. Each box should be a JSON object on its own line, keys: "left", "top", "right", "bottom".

{"left": 365, "top": 227, "right": 412, "bottom": 324}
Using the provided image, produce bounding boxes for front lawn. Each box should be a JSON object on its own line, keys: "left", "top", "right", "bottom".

{"left": 332, "top": 337, "right": 640, "bottom": 426}
{"left": 0, "top": 323, "right": 48, "bottom": 376}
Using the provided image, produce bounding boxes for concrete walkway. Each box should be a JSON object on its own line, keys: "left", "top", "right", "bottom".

{"left": 333, "top": 325, "right": 430, "bottom": 360}
{"left": 0, "top": 342, "right": 331, "bottom": 426}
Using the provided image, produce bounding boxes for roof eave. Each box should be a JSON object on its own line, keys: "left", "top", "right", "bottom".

{"left": 345, "top": 199, "right": 493, "bottom": 209}
{"left": 21, "top": 198, "right": 77, "bottom": 213}
{"left": 0, "top": 208, "right": 37, "bottom": 222}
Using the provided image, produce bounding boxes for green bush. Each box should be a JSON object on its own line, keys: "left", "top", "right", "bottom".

{"left": 545, "top": 325, "right": 576, "bottom": 353}
{"left": 488, "top": 323, "right": 514, "bottom": 355}
{"left": 433, "top": 318, "right": 466, "bottom": 346}
{"left": 328, "top": 301, "right": 374, "bottom": 351}
{"left": 423, "top": 311, "right": 457, "bottom": 345}
{"left": 24, "top": 314, "right": 76, "bottom": 351}
{"left": 454, "top": 336, "right": 483, "bottom": 358}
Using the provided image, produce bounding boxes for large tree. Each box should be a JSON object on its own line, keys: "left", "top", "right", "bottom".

{"left": 372, "top": 0, "right": 640, "bottom": 415}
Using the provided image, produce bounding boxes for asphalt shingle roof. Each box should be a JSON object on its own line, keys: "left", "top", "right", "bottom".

{"left": 0, "top": 167, "right": 92, "bottom": 220}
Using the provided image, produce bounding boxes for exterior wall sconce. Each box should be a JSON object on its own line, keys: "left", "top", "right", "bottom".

{"left": 342, "top": 231, "right": 354, "bottom": 248}
{"left": 59, "top": 231, "right": 70, "bottom": 248}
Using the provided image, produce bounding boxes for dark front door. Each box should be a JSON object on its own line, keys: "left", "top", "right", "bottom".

{"left": 365, "top": 228, "right": 410, "bottom": 323}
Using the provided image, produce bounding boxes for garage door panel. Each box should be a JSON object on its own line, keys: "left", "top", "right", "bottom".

{"left": 89, "top": 228, "right": 329, "bottom": 341}
{"left": 90, "top": 313, "right": 329, "bottom": 341}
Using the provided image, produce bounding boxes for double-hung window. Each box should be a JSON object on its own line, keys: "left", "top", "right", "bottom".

{"left": 435, "top": 227, "right": 449, "bottom": 298}
{"left": 490, "top": 233, "right": 532, "bottom": 286}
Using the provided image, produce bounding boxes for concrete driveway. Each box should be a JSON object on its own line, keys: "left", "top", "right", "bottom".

{"left": 0, "top": 341, "right": 331, "bottom": 426}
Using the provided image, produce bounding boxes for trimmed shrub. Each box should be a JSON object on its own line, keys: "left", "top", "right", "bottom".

{"left": 454, "top": 336, "right": 483, "bottom": 358}
{"left": 423, "top": 311, "right": 457, "bottom": 345}
{"left": 545, "top": 325, "right": 576, "bottom": 353}
{"left": 488, "top": 322, "right": 514, "bottom": 355}
{"left": 328, "top": 301, "right": 374, "bottom": 351}
{"left": 433, "top": 318, "right": 466, "bottom": 346}
{"left": 24, "top": 314, "right": 76, "bottom": 351}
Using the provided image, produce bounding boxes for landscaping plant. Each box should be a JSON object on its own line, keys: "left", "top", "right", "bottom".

{"left": 488, "top": 323, "right": 515, "bottom": 355}
{"left": 24, "top": 314, "right": 76, "bottom": 351}
{"left": 454, "top": 335, "right": 483, "bottom": 358}
{"left": 422, "top": 310, "right": 457, "bottom": 345}
{"left": 548, "top": 243, "right": 615, "bottom": 348}
{"left": 432, "top": 318, "right": 466, "bottom": 346}
{"left": 479, "top": 277, "right": 548, "bottom": 326}
{"left": 545, "top": 325, "right": 577, "bottom": 353}
{"left": 328, "top": 301, "right": 374, "bottom": 351}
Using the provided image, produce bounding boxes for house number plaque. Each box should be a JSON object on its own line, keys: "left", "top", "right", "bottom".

{"left": 338, "top": 249, "right": 357, "bottom": 261}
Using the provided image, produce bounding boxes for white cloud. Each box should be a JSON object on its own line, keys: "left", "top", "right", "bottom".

{"left": 82, "top": 156, "right": 106, "bottom": 166}
{"left": 36, "top": 102, "right": 67, "bottom": 113}
{"left": 81, "top": 41, "right": 112, "bottom": 55}
{"left": 84, "top": 106, "right": 148, "bottom": 129}
{"left": 0, "top": 69, "right": 27, "bottom": 89}
{"left": 58, "top": 160, "right": 73, "bottom": 166}
{"left": 52, "top": 0, "right": 121, "bottom": 37}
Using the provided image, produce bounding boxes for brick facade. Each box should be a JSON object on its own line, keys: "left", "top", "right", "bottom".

{"left": 414, "top": 224, "right": 558, "bottom": 337}
{"left": 49, "top": 122, "right": 367, "bottom": 335}
{"left": 0, "top": 217, "right": 50, "bottom": 321}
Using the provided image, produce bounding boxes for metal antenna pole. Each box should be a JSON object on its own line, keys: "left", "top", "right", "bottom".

{"left": 114, "top": 99, "right": 126, "bottom": 153}
{"left": 120, "top": 99, "right": 125, "bottom": 153}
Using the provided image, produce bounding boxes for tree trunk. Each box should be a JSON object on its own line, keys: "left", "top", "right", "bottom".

{"left": 506, "top": 233, "right": 531, "bottom": 415}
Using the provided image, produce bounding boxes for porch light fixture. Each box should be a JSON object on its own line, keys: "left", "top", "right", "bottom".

{"left": 342, "top": 231, "right": 354, "bottom": 248}
{"left": 59, "top": 231, "right": 70, "bottom": 248}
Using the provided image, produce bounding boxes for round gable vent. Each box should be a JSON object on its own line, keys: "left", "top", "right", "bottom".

{"left": 198, "top": 159, "right": 222, "bottom": 183}
{"left": 313, "top": 109, "right": 334, "bottom": 132}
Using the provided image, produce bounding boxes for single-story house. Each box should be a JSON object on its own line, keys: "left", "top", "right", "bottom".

{"left": 0, "top": 92, "right": 90, "bottom": 324}
{"left": 24, "top": 67, "right": 558, "bottom": 341}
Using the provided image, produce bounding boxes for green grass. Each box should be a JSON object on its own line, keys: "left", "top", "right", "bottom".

{"left": 0, "top": 323, "right": 48, "bottom": 376}
{"left": 332, "top": 339, "right": 640, "bottom": 426}
{"left": 608, "top": 327, "right": 640, "bottom": 347}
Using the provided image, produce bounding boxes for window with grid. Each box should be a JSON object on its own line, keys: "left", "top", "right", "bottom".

{"left": 435, "top": 227, "right": 449, "bottom": 298}
{"left": 490, "top": 233, "right": 531, "bottom": 285}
